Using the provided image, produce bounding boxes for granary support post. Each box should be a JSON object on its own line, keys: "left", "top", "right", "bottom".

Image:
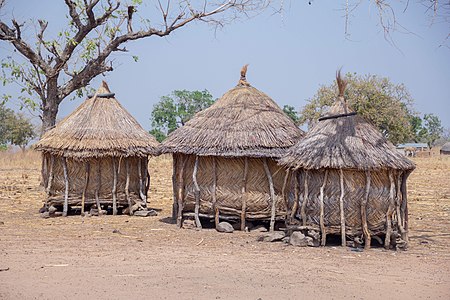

{"left": 125, "top": 159, "right": 132, "bottom": 215}
{"left": 300, "top": 170, "right": 309, "bottom": 226}
{"left": 395, "top": 172, "right": 406, "bottom": 240}
{"left": 290, "top": 172, "right": 299, "bottom": 222}
{"left": 138, "top": 157, "right": 145, "bottom": 206}
{"left": 177, "top": 155, "right": 186, "bottom": 228}
{"left": 81, "top": 162, "right": 90, "bottom": 215}
{"left": 46, "top": 156, "right": 54, "bottom": 196}
{"left": 95, "top": 160, "right": 102, "bottom": 214}
{"left": 339, "top": 168, "right": 346, "bottom": 247}
{"left": 193, "top": 155, "right": 202, "bottom": 229}
{"left": 144, "top": 156, "right": 149, "bottom": 207}
{"left": 400, "top": 170, "right": 412, "bottom": 242}
{"left": 172, "top": 155, "right": 178, "bottom": 220}
{"left": 263, "top": 158, "right": 277, "bottom": 232}
{"left": 241, "top": 157, "right": 249, "bottom": 231}
{"left": 385, "top": 170, "right": 396, "bottom": 249}
{"left": 212, "top": 157, "right": 219, "bottom": 228}
{"left": 112, "top": 157, "right": 118, "bottom": 215}
{"left": 282, "top": 169, "right": 290, "bottom": 223}
{"left": 319, "top": 169, "right": 328, "bottom": 246}
{"left": 62, "top": 157, "right": 69, "bottom": 217}
{"left": 362, "top": 170, "right": 372, "bottom": 250}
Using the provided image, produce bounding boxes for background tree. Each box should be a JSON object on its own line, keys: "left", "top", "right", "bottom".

{"left": 0, "top": 0, "right": 270, "bottom": 134}
{"left": 299, "top": 73, "right": 415, "bottom": 145}
{"left": 421, "top": 113, "right": 444, "bottom": 148}
{"left": 0, "top": 104, "right": 36, "bottom": 151}
{"left": 282, "top": 105, "right": 301, "bottom": 125}
{"left": 150, "top": 89, "right": 215, "bottom": 142}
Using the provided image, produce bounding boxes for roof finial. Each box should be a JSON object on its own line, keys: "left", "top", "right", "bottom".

{"left": 336, "top": 68, "right": 347, "bottom": 99}
{"left": 238, "top": 64, "right": 250, "bottom": 86}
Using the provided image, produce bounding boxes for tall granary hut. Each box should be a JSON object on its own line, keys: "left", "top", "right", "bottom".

{"left": 440, "top": 142, "right": 450, "bottom": 155}
{"left": 278, "top": 71, "right": 415, "bottom": 249}
{"left": 160, "top": 66, "right": 304, "bottom": 231}
{"left": 35, "top": 81, "right": 159, "bottom": 216}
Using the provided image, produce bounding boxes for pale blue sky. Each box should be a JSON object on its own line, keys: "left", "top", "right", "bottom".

{"left": 1, "top": 0, "right": 449, "bottom": 130}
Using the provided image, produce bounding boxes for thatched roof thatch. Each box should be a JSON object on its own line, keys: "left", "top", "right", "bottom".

{"left": 441, "top": 142, "right": 450, "bottom": 152}
{"left": 160, "top": 67, "right": 304, "bottom": 158}
{"left": 35, "top": 81, "right": 159, "bottom": 158}
{"left": 279, "top": 72, "right": 415, "bottom": 171}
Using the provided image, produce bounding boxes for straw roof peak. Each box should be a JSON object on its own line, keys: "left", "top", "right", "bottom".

{"left": 336, "top": 69, "right": 347, "bottom": 99}
{"left": 238, "top": 64, "right": 251, "bottom": 87}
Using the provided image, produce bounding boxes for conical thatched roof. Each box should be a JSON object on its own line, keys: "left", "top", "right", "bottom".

{"left": 441, "top": 142, "right": 450, "bottom": 152}
{"left": 159, "top": 67, "right": 304, "bottom": 158}
{"left": 279, "top": 72, "right": 415, "bottom": 171}
{"left": 35, "top": 81, "right": 159, "bottom": 158}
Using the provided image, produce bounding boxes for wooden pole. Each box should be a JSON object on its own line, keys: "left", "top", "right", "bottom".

{"left": 263, "top": 158, "right": 276, "bottom": 232}
{"left": 319, "top": 169, "right": 328, "bottom": 246}
{"left": 176, "top": 155, "right": 186, "bottom": 228}
{"left": 300, "top": 171, "right": 309, "bottom": 226}
{"left": 385, "top": 170, "right": 395, "bottom": 249}
{"left": 125, "top": 159, "right": 132, "bottom": 215}
{"left": 143, "top": 156, "right": 149, "bottom": 207}
{"left": 290, "top": 172, "right": 299, "bottom": 222}
{"left": 81, "top": 162, "right": 90, "bottom": 215}
{"left": 400, "top": 170, "right": 411, "bottom": 242}
{"left": 282, "top": 169, "right": 290, "bottom": 223}
{"left": 172, "top": 155, "right": 178, "bottom": 220}
{"left": 138, "top": 157, "right": 145, "bottom": 204}
{"left": 112, "top": 157, "right": 118, "bottom": 215}
{"left": 193, "top": 155, "right": 202, "bottom": 229}
{"left": 362, "top": 170, "right": 371, "bottom": 250}
{"left": 95, "top": 160, "right": 102, "bottom": 214}
{"left": 62, "top": 157, "right": 69, "bottom": 217}
{"left": 395, "top": 172, "right": 406, "bottom": 239}
{"left": 46, "top": 156, "right": 54, "bottom": 196}
{"left": 241, "top": 157, "right": 249, "bottom": 231}
{"left": 339, "top": 168, "right": 346, "bottom": 247}
{"left": 212, "top": 157, "right": 219, "bottom": 228}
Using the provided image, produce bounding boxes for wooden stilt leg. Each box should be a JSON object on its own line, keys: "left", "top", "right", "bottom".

{"left": 112, "top": 157, "right": 118, "bottom": 215}
{"left": 339, "top": 168, "right": 346, "bottom": 247}
{"left": 241, "top": 157, "right": 248, "bottom": 231}
{"left": 138, "top": 158, "right": 145, "bottom": 204}
{"left": 282, "top": 169, "right": 290, "bottom": 223}
{"left": 400, "top": 171, "right": 412, "bottom": 242}
{"left": 385, "top": 170, "right": 395, "bottom": 249}
{"left": 396, "top": 172, "right": 406, "bottom": 239}
{"left": 193, "top": 156, "right": 202, "bottom": 229}
{"left": 212, "top": 157, "right": 218, "bottom": 228}
{"left": 263, "top": 159, "right": 276, "bottom": 232}
{"left": 362, "top": 170, "right": 371, "bottom": 250}
{"left": 46, "top": 156, "right": 54, "bottom": 196}
{"left": 300, "top": 171, "right": 309, "bottom": 226}
{"left": 143, "top": 157, "right": 149, "bottom": 207}
{"left": 290, "top": 173, "right": 299, "bottom": 222}
{"left": 81, "top": 162, "right": 90, "bottom": 215}
{"left": 125, "top": 159, "right": 132, "bottom": 215}
{"left": 172, "top": 155, "right": 178, "bottom": 221}
{"left": 95, "top": 161, "right": 102, "bottom": 214}
{"left": 319, "top": 170, "right": 328, "bottom": 246}
{"left": 62, "top": 157, "right": 69, "bottom": 217}
{"left": 177, "top": 155, "right": 186, "bottom": 228}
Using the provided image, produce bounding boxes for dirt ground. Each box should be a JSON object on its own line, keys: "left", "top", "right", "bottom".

{"left": 0, "top": 151, "right": 449, "bottom": 300}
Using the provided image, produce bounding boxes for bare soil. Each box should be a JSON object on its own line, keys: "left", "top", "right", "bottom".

{"left": 0, "top": 152, "right": 449, "bottom": 300}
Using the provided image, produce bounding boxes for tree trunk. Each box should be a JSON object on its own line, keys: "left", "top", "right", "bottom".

{"left": 41, "top": 77, "right": 60, "bottom": 135}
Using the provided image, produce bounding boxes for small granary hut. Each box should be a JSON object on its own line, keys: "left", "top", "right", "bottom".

{"left": 160, "top": 66, "right": 304, "bottom": 231}
{"left": 278, "top": 72, "right": 415, "bottom": 249}
{"left": 440, "top": 142, "right": 450, "bottom": 155}
{"left": 34, "top": 81, "right": 159, "bottom": 216}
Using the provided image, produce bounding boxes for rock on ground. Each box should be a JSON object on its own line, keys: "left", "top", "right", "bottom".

{"left": 216, "top": 222, "right": 234, "bottom": 233}
{"left": 289, "top": 232, "right": 308, "bottom": 247}
{"left": 257, "top": 231, "right": 286, "bottom": 242}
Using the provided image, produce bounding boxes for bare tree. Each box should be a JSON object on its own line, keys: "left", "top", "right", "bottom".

{"left": 0, "top": 0, "right": 270, "bottom": 133}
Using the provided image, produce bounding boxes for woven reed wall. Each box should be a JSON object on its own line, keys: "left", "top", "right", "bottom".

{"left": 41, "top": 153, "right": 147, "bottom": 206}
{"left": 174, "top": 154, "right": 288, "bottom": 220}
{"left": 288, "top": 168, "right": 406, "bottom": 236}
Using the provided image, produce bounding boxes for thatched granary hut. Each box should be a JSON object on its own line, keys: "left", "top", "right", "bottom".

{"left": 160, "top": 66, "right": 304, "bottom": 231}
{"left": 34, "top": 81, "right": 159, "bottom": 216}
{"left": 278, "top": 72, "right": 415, "bottom": 249}
{"left": 440, "top": 142, "right": 450, "bottom": 155}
